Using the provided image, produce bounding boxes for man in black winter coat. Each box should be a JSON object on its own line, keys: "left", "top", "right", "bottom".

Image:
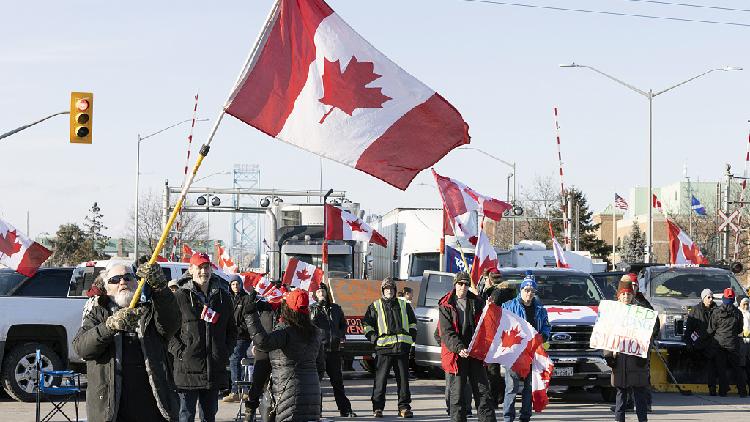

{"left": 311, "top": 283, "right": 356, "bottom": 417}
{"left": 684, "top": 288, "right": 719, "bottom": 395}
{"left": 244, "top": 287, "right": 281, "bottom": 421}
{"left": 223, "top": 276, "right": 252, "bottom": 403}
{"left": 708, "top": 288, "right": 748, "bottom": 397}
{"left": 170, "top": 253, "right": 237, "bottom": 422}
{"left": 363, "top": 278, "right": 417, "bottom": 418}
{"left": 438, "top": 272, "right": 496, "bottom": 422}
{"left": 73, "top": 262, "right": 181, "bottom": 422}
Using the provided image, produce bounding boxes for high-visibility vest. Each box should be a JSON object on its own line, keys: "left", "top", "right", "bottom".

{"left": 367, "top": 298, "right": 416, "bottom": 348}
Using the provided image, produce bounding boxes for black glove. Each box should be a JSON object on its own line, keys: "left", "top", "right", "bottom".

{"left": 244, "top": 293, "right": 258, "bottom": 314}
{"left": 136, "top": 263, "right": 167, "bottom": 290}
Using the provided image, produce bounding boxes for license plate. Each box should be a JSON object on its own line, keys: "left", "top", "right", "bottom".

{"left": 553, "top": 367, "right": 573, "bottom": 377}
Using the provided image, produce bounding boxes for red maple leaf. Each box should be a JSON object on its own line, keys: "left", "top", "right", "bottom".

{"left": 347, "top": 220, "right": 367, "bottom": 233}
{"left": 0, "top": 230, "right": 22, "bottom": 257}
{"left": 501, "top": 326, "right": 523, "bottom": 349}
{"left": 318, "top": 56, "right": 392, "bottom": 123}
{"left": 296, "top": 268, "right": 312, "bottom": 281}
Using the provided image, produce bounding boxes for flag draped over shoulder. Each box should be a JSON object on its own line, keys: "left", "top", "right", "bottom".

{"left": 0, "top": 218, "right": 51, "bottom": 277}
{"left": 468, "top": 303, "right": 553, "bottom": 412}
{"left": 225, "top": 0, "right": 469, "bottom": 190}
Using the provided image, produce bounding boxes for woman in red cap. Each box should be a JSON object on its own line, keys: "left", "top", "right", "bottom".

{"left": 244, "top": 288, "right": 322, "bottom": 421}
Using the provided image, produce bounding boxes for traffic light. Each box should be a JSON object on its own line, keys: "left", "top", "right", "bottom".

{"left": 70, "top": 92, "right": 93, "bottom": 144}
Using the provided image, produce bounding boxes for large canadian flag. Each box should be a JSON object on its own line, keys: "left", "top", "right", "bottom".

{"left": 0, "top": 218, "right": 51, "bottom": 277}
{"left": 469, "top": 303, "right": 553, "bottom": 412}
{"left": 225, "top": 0, "right": 469, "bottom": 190}
{"left": 470, "top": 230, "right": 498, "bottom": 283}
{"left": 433, "top": 170, "right": 512, "bottom": 221}
{"left": 667, "top": 219, "right": 709, "bottom": 265}
{"left": 282, "top": 258, "right": 323, "bottom": 291}
{"left": 325, "top": 204, "right": 387, "bottom": 247}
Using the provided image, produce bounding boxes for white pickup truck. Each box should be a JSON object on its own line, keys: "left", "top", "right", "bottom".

{"left": 0, "top": 260, "right": 194, "bottom": 402}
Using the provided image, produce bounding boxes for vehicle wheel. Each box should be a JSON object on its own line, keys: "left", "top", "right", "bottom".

{"left": 1, "top": 343, "right": 63, "bottom": 402}
{"left": 601, "top": 387, "right": 617, "bottom": 403}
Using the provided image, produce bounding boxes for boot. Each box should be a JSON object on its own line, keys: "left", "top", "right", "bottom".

{"left": 243, "top": 407, "right": 257, "bottom": 422}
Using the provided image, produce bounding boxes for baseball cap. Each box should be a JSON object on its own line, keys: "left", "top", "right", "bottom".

{"left": 723, "top": 288, "right": 735, "bottom": 299}
{"left": 285, "top": 289, "right": 310, "bottom": 314}
{"left": 189, "top": 252, "right": 211, "bottom": 267}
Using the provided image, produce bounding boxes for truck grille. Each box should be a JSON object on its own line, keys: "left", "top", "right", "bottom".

{"left": 548, "top": 325, "right": 595, "bottom": 352}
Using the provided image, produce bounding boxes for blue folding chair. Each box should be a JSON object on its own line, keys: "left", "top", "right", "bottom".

{"left": 35, "top": 349, "right": 81, "bottom": 422}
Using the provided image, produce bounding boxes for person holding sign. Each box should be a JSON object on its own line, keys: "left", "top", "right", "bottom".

{"left": 602, "top": 280, "right": 651, "bottom": 422}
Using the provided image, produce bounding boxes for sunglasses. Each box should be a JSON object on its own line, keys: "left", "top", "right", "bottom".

{"left": 455, "top": 281, "right": 470, "bottom": 287}
{"left": 108, "top": 274, "right": 136, "bottom": 284}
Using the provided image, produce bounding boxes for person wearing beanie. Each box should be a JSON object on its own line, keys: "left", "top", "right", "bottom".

{"left": 363, "top": 278, "right": 417, "bottom": 418}
{"left": 708, "top": 288, "right": 747, "bottom": 397}
{"left": 438, "top": 272, "right": 496, "bottom": 422}
{"left": 244, "top": 288, "right": 323, "bottom": 421}
{"left": 310, "top": 283, "right": 357, "bottom": 417}
{"left": 623, "top": 273, "right": 653, "bottom": 311}
{"left": 602, "top": 280, "right": 652, "bottom": 422}
{"left": 740, "top": 297, "right": 750, "bottom": 384}
{"left": 500, "top": 271, "right": 550, "bottom": 422}
{"left": 683, "top": 288, "right": 720, "bottom": 395}
{"left": 223, "top": 275, "right": 252, "bottom": 404}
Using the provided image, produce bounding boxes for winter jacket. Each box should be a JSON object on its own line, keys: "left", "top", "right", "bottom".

{"left": 245, "top": 312, "right": 322, "bottom": 422}
{"left": 634, "top": 292, "right": 653, "bottom": 310}
{"left": 310, "top": 301, "right": 347, "bottom": 352}
{"left": 683, "top": 301, "right": 717, "bottom": 354}
{"left": 502, "top": 295, "right": 552, "bottom": 342}
{"left": 363, "top": 297, "right": 417, "bottom": 355}
{"left": 231, "top": 289, "right": 252, "bottom": 340}
{"left": 603, "top": 350, "right": 650, "bottom": 388}
{"left": 708, "top": 303, "right": 743, "bottom": 353}
{"left": 169, "top": 273, "right": 237, "bottom": 390}
{"left": 73, "top": 288, "right": 181, "bottom": 422}
{"left": 438, "top": 289, "right": 483, "bottom": 374}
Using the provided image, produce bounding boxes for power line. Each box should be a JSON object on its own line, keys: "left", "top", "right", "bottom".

{"left": 461, "top": 0, "right": 750, "bottom": 28}
{"left": 621, "top": 0, "right": 750, "bottom": 14}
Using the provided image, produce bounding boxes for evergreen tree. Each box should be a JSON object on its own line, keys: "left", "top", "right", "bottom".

{"left": 84, "top": 202, "right": 110, "bottom": 259}
{"left": 623, "top": 221, "right": 646, "bottom": 263}
{"left": 549, "top": 187, "right": 610, "bottom": 259}
{"left": 49, "top": 224, "right": 91, "bottom": 266}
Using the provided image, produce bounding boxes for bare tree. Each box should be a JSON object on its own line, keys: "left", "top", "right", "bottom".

{"left": 125, "top": 190, "right": 208, "bottom": 258}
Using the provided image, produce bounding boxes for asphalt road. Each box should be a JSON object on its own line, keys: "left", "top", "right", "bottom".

{"left": 4, "top": 373, "right": 750, "bottom": 421}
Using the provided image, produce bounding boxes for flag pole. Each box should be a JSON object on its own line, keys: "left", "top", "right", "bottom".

{"left": 128, "top": 0, "right": 282, "bottom": 308}
{"left": 612, "top": 197, "right": 616, "bottom": 271}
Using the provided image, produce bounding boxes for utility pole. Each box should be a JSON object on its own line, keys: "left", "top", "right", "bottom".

{"left": 566, "top": 191, "right": 574, "bottom": 251}
{"left": 723, "top": 164, "right": 732, "bottom": 262}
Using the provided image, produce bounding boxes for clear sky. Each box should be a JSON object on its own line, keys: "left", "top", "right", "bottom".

{"left": 1, "top": 0, "right": 748, "bottom": 246}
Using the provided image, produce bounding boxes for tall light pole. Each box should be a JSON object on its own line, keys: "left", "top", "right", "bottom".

{"left": 457, "top": 147, "right": 518, "bottom": 245}
{"left": 559, "top": 63, "right": 742, "bottom": 262}
{"left": 134, "top": 118, "right": 208, "bottom": 258}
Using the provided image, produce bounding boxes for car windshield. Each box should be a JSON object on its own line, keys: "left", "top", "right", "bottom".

{"left": 502, "top": 273, "right": 603, "bottom": 305}
{"left": 650, "top": 269, "right": 745, "bottom": 299}
{"left": 0, "top": 270, "right": 26, "bottom": 296}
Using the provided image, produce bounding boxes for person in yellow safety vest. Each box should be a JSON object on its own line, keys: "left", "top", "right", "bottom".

{"left": 363, "top": 278, "right": 418, "bottom": 419}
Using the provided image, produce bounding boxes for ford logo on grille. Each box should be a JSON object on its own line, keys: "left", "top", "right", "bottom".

{"left": 551, "top": 333, "right": 572, "bottom": 342}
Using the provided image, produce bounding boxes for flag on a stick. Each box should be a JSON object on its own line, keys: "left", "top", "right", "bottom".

{"left": 614, "top": 193, "right": 628, "bottom": 211}
{"left": 0, "top": 218, "right": 51, "bottom": 277}
{"left": 325, "top": 204, "right": 387, "bottom": 247}
{"left": 282, "top": 258, "right": 323, "bottom": 292}
{"left": 691, "top": 195, "right": 707, "bottom": 216}
{"left": 470, "top": 230, "right": 498, "bottom": 283}
{"left": 225, "top": 0, "right": 469, "bottom": 190}
{"left": 666, "top": 219, "right": 708, "bottom": 265}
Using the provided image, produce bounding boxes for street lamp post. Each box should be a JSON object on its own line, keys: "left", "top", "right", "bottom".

{"left": 134, "top": 118, "right": 208, "bottom": 258}
{"left": 560, "top": 63, "right": 742, "bottom": 262}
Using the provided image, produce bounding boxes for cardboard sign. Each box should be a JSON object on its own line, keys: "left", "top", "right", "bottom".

{"left": 589, "top": 300, "right": 658, "bottom": 358}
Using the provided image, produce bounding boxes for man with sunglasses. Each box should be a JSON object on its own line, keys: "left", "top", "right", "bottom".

{"left": 73, "top": 262, "right": 181, "bottom": 422}
{"left": 438, "top": 272, "right": 496, "bottom": 422}
{"left": 501, "top": 271, "right": 551, "bottom": 422}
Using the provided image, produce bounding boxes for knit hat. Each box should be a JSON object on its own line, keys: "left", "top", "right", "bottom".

{"left": 700, "top": 289, "right": 713, "bottom": 301}
{"left": 454, "top": 272, "right": 471, "bottom": 285}
{"left": 617, "top": 280, "right": 634, "bottom": 296}
{"left": 167, "top": 279, "right": 179, "bottom": 289}
{"left": 381, "top": 278, "right": 397, "bottom": 293}
{"left": 741, "top": 297, "right": 749, "bottom": 306}
{"left": 519, "top": 270, "right": 537, "bottom": 291}
{"left": 285, "top": 289, "right": 310, "bottom": 314}
{"left": 722, "top": 288, "right": 735, "bottom": 305}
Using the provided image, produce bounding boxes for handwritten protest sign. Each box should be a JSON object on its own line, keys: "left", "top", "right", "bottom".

{"left": 589, "top": 300, "right": 658, "bottom": 358}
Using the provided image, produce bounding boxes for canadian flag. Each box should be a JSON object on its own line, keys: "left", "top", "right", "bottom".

{"left": 548, "top": 223, "right": 569, "bottom": 268}
{"left": 240, "top": 271, "right": 267, "bottom": 292}
{"left": 469, "top": 303, "right": 553, "bottom": 413}
{"left": 216, "top": 243, "right": 238, "bottom": 273}
{"left": 225, "top": 0, "right": 469, "bottom": 190}
{"left": 432, "top": 169, "right": 512, "bottom": 221}
{"left": 667, "top": 219, "right": 709, "bottom": 265}
{"left": 652, "top": 194, "right": 663, "bottom": 213}
{"left": 470, "top": 230, "right": 498, "bottom": 283}
{"left": 325, "top": 204, "right": 387, "bottom": 247}
{"left": 282, "top": 258, "right": 323, "bottom": 292}
{"left": 200, "top": 305, "right": 220, "bottom": 323}
{"left": 0, "top": 218, "right": 51, "bottom": 277}
{"left": 182, "top": 244, "right": 194, "bottom": 263}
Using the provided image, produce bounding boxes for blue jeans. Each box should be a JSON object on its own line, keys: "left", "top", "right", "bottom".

{"left": 503, "top": 367, "right": 531, "bottom": 422}
{"left": 229, "top": 339, "right": 252, "bottom": 393}
{"left": 178, "top": 389, "right": 219, "bottom": 422}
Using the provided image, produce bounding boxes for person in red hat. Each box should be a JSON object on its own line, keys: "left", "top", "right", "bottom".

{"left": 170, "top": 252, "right": 236, "bottom": 422}
{"left": 244, "top": 288, "right": 323, "bottom": 421}
{"left": 708, "top": 288, "right": 747, "bottom": 397}
{"left": 603, "top": 280, "right": 651, "bottom": 422}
